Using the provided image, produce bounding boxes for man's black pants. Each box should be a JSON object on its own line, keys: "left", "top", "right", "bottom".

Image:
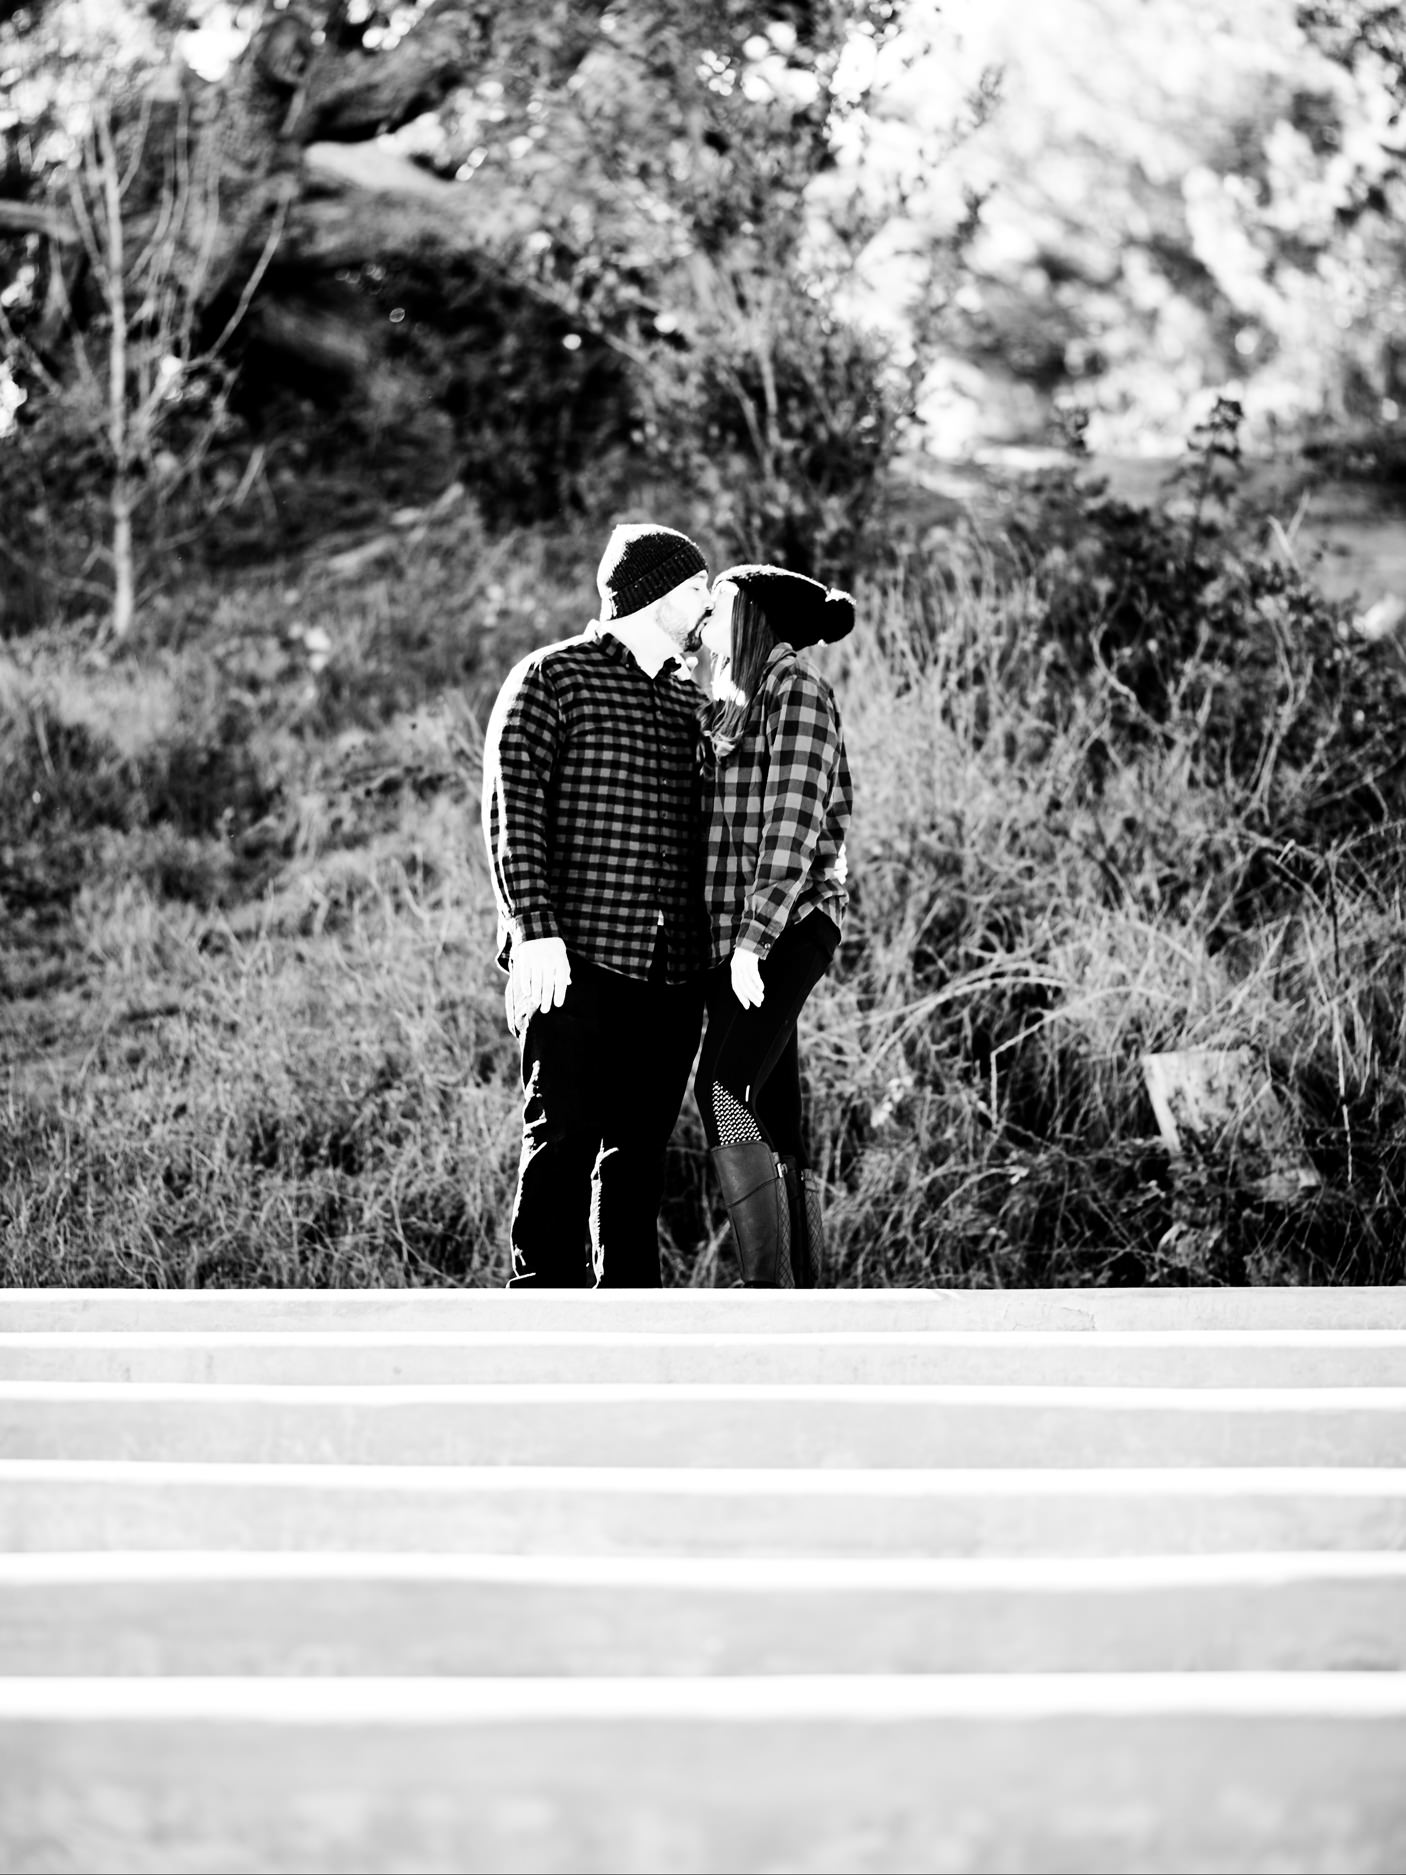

{"left": 508, "top": 946, "right": 704, "bottom": 1288}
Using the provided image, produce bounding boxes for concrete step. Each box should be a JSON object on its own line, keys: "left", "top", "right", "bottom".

{"left": 3, "top": 1674, "right": 1404, "bottom": 1873}
{"left": 4, "top": 1380, "right": 1405, "bottom": 1467}
{"left": 6, "top": 1550, "right": 1406, "bottom": 1675}
{"left": 7, "top": 1285, "right": 1406, "bottom": 1331}
{"left": 6, "top": 1327, "right": 1406, "bottom": 1387}
{"left": 7, "top": 1460, "right": 1405, "bottom": 1555}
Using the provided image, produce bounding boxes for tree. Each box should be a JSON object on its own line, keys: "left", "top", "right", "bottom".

{"left": 3, "top": 0, "right": 937, "bottom": 620}
{"left": 811, "top": 0, "right": 1406, "bottom": 454}
{"left": 1299, "top": 1, "right": 1406, "bottom": 95}
{"left": 2, "top": 62, "right": 293, "bottom": 636}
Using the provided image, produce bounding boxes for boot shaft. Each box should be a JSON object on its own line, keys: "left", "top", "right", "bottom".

{"left": 800, "top": 1167, "right": 826, "bottom": 1287}
{"left": 710, "top": 1142, "right": 793, "bottom": 1288}
{"left": 780, "top": 1157, "right": 825, "bottom": 1288}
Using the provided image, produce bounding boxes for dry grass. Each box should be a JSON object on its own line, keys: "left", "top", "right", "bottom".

{"left": 3, "top": 508, "right": 1404, "bottom": 1286}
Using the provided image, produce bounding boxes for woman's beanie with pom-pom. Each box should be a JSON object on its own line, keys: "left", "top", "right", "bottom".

{"left": 716, "top": 564, "right": 855, "bottom": 649}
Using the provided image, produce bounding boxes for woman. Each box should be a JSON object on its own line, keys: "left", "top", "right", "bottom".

{"left": 694, "top": 564, "right": 855, "bottom": 1287}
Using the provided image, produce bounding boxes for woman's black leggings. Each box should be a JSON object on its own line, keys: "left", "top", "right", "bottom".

{"left": 695, "top": 911, "right": 840, "bottom": 1159}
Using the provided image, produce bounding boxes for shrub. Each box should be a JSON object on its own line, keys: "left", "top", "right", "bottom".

{"left": 1001, "top": 444, "right": 1406, "bottom": 855}
{"left": 630, "top": 280, "right": 910, "bottom": 580}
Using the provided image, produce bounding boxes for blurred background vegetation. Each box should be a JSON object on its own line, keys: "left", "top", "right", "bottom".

{"left": 2, "top": 0, "right": 1404, "bottom": 1285}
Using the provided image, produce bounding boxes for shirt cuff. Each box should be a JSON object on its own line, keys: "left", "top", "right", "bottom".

{"left": 509, "top": 908, "right": 561, "bottom": 946}
{"left": 736, "top": 916, "right": 778, "bottom": 958}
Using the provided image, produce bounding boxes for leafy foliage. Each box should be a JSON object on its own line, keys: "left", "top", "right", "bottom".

{"left": 845, "top": 0, "right": 1406, "bottom": 450}
{"left": 998, "top": 409, "right": 1406, "bottom": 855}
{"left": 4, "top": 0, "right": 941, "bottom": 614}
{"left": 463, "top": 1, "right": 933, "bottom": 564}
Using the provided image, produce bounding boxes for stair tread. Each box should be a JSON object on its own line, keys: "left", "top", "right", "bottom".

{"left": 7, "top": 1670, "right": 1406, "bottom": 1717}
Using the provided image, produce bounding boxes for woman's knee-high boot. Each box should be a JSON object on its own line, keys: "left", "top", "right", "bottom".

{"left": 778, "top": 1157, "right": 803, "bottom": 1286}
{"left": 800, "top": 1167, "right": 826, "bottom": 1286}
{"left": 710, "top": 1142, "right": 793, "bottom": 1288}
{"left": 780, "top": 1157, "right": 824, "bottom": 1288}
{"left": 778, "top": 1157, "right": 809, "bottom": 1288}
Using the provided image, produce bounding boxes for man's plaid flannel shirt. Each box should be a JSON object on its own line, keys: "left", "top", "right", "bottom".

{"left": 704, "top": 644, "right": 852, "bottom": 962}
{"left": 481, "top": 626, "right": 710, "bottom": 985}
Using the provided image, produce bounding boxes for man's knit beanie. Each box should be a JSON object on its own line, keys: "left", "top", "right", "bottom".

{"left": 597, "top": 523, "right": 708, "bottom": 621}
{"left": 718, "top": 564, "right": 856, "bottom": 650}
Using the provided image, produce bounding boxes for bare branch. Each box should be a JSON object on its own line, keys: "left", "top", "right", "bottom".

{"left": 0, "top": 200, "right": 80, "bottom": 246}
{"left": 207, "top": 177, "right": 296, "bottom": 356}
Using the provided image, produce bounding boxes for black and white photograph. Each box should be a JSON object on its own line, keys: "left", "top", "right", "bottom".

{"left": 2, "top": 0, "right": 1405, "bottom": 1867}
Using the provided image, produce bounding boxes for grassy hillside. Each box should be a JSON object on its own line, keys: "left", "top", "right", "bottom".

{"left": 3, "top": 481, "right": 1405, "bottom": 1287}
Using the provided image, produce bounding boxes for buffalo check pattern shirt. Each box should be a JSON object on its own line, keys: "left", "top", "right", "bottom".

{"left": 704, "top": 644, "right": 853, "bottom": 962}
{"left": 482, "top": 626, "right": 711, "bottom": 984}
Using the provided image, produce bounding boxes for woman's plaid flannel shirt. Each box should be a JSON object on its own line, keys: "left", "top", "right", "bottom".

{"left": 704, "top": 643, "right": 852, "bottom": 963}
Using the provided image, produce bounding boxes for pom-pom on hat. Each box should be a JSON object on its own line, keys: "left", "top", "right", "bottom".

{"left": 597, "top": 523, "right": 708, "bottom": 621}
{"left": 717, "top": 564, "right": 855, "bottom": 649}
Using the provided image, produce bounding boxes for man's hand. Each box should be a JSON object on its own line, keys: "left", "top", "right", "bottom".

{"left": 730, "top": 945, "right": 765, "bottom": 1010}
{"left": 508, "top": 936, "right": 571, "bottom": 1034}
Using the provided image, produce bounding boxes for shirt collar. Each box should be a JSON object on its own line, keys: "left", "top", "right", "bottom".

{"left": 594, "top": 612, "right": 681, "bottom": 680}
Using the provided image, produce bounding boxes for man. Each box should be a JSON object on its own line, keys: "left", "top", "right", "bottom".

{"left": 482, "top": 523, "right": 713, "bottom": 1287}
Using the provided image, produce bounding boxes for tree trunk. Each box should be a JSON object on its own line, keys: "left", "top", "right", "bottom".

{"left": 96, "top": 104, "right": 135, "bottom": 641}
{"left": 110, "top": 477, "right": 136, "bottom": 642}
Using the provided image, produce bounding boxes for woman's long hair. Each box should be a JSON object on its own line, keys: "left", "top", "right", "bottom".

{"left": 711, "top": 586, "right": 780, "bottom": 746}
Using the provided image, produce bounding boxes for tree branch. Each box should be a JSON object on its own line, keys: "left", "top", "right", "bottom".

{"left": 0, "top": 200, "right": 80, "bottom": 246}
{"left": 287, "top": 145, "right": 541, "bottom": 265}
{"left": 299, "top": 0, "right": 612, "bottom": 143}
{"left": 300, "top": 0, "right": 494, "bottom": 142}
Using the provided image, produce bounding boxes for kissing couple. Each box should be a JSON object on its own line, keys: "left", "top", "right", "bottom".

{"left": 482, "top": 522, "right": 854, "bottom": 1289}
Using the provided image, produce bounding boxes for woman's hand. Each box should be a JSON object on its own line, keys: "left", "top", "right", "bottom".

{"left": 730, "top": 945, "right": 765, "bottom": 1009}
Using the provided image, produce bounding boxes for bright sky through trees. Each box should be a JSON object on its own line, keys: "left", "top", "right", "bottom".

{"left": 818, "top": 0, "right": 1405, "bottom": 455}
